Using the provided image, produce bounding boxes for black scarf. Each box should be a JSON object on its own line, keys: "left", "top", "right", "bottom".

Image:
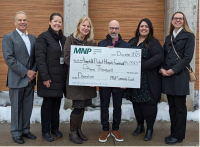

{"left": 48, "top": 25, "right": 63, "bottom": 42}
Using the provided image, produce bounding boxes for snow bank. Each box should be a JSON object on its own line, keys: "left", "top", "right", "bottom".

{"left": 0, "top": 100, "right": 199, "bottom": 123}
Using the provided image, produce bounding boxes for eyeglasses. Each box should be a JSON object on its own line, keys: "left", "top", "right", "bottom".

{"left": 173, "top": 17, "right": 184, "bottom": 21}
{"left": 109, "top": 27, "right": 119, "bottom": 31}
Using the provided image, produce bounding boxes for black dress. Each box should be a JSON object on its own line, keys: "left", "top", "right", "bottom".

{"left": 125, "top": 38, "right": 153, "bottom": 103}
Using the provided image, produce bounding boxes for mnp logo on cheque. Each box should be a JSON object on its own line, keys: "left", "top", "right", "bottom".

{"left": 74, "top": 48, "right": 92, "bottom": 54}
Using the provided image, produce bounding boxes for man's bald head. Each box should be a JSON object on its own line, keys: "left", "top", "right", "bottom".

{"left": 108, "top": 20, "right": 120, "bottom": 28}
{"left": 108, "top": 20, "right": 120, "bottom": 39}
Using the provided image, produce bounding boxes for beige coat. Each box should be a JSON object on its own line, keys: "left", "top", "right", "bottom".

{"left": 64, "top": 34, "right": 97, "bottom": 100}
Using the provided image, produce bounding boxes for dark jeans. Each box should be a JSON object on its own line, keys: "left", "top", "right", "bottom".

{"left": 99, "top": 87, "right": 124, "bottom": 131}
{"left": 167, "top": 95, "right": 187, "bottom": 140}
{"left": 41, "top": 97, "right": 61, "bottom": 133}
{"left": 132, "top": 100, "right": 158, "bottom": 130}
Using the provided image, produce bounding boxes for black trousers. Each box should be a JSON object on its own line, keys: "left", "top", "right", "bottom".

{"left": 99, "top": 87, "right": 124, "bottom": 131}
{"left": 167, "top": 95, "right": 187, "bottom": 140}
{"left": 41, "top": 97, "right": 62, "bottom": 133}
{"left": 132, "top": 100, "right": 158, "bottom": 130}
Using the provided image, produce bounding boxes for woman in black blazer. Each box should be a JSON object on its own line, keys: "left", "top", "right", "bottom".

{"left": 160, "top": 11, "right": 195, "bottom": 145}
{"left": 125, "top": 18, "right": 164, "bottom": 141}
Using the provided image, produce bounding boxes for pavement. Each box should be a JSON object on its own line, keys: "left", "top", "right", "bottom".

{"left": 0, "top": 121, "right": 199, "bottom": 146}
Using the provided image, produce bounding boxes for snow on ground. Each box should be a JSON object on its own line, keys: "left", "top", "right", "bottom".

{"left": 0, "top": 91, "right": 199, "bottom": 123}
{"left": 0, "top": 101, "right": 199, "bottom": 123}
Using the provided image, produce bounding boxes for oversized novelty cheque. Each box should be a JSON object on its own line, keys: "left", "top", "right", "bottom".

{"left": 69, "top": 45, "right": 141, "bottom": 88}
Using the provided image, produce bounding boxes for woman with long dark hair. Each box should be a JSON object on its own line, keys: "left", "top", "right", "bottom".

{"left": 160, "top": 11, "right": 195, "bottom": 145}
{"left": 35, "top": 13, "right": 67, "bottom": 142}
{"left": 124, "top": 18, "right": 164, "bottom": 141}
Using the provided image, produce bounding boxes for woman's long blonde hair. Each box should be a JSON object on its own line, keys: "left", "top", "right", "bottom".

{"left": 169, "top": 11, "right": 194, "bottom": 36}
{"left": 73, "top": 16, "right": 95, "bottom": 43}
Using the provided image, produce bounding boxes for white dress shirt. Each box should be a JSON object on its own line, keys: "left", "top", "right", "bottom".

{"left": 16, "top": 28, "right": 31, "bottom": 56}
{"left": 173, "top": 27, "right": 183, "bottom": 38}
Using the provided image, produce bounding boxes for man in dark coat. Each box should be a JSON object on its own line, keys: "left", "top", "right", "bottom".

{"left": 2, "top": 11, "right": 37, "bottom": 144}
{"left": 98, "top": 20, "right": 131, "bottom": 142}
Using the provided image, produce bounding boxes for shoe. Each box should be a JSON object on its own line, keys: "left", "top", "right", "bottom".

{"left": 144, "top": 129, "right": 153, "bottom": 141}
{"left": 42, "top": 133, "right": 54, "bottom": 142}
{"left": 69, "top": 113, "right": 83, "bottom": 144}
{"left": 22, "top": 132, "right": 36, "bottom": 139}
{"left": 77, "top": 126, "right": 88, "bottom": 141}
{"left": 165, "top": 135, "right": 172, "bottom": 141}
{"left": 166, "top": 137, "right": 183, "bottom": 144}
{"left": 12, "top": 136, "right": 24, "bottom": 144}
{"left": 99, "top": 131, "right": 110, "bottom": 142}
{"left": 51, "top": 130, "right": 63, "bottom": 138}
{"left": 69, "top": 131, "right": 83, "bottom": 144}
{"left": 132, "top": 124, "right": 145, "bottom": 136}
{"left": 77, "top": 110, "right": 88, "bottom": 141}
{"left": 111, "top": 130, "right": 124, "bottom": 142}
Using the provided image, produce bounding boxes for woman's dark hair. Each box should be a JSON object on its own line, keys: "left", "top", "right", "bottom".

{"left": 132, "top": 18, "right": 154, "bottom": 50}
{"left": 49, "top": 13, "right": 63, "bottom": 22}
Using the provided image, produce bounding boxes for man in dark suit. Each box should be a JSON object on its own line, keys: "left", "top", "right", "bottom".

{"left": 98, "top": 20, "right": 131, "bottom": 143}
{"left": 2, "top": 11, "right": 37, "bottom": 144}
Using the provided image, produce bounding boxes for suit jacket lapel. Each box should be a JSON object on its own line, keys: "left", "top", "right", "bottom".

{"left": 13, "top": 30, "right": 29, "bottom": 56}
{"left": 28, "top": 34, "right": 34, "bottom": 57}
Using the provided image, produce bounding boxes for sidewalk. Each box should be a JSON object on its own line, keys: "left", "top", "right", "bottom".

{"left": 0, "top": 121, "right": 198, "bottom": 146}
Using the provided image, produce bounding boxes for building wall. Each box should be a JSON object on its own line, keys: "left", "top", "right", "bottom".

{"left": 89, "top": 0, "right": 164, "bottom": 45}
{"left": 196, "top": 5, "right": 199, "bottom": 90}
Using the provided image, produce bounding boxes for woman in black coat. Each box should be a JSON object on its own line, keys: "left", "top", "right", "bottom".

{"left": 35, "top": 13, "right": 67, "bottom": 142}
{"left": 124, "top": 18, "right": 164, "bottom": 141}
{"left": 160, "top": 11, "right": 195, "bottom": 145}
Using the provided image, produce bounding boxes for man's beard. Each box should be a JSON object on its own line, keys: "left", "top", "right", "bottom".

{"left": 110, "top": 33, "right": 118, "bottom": 38}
